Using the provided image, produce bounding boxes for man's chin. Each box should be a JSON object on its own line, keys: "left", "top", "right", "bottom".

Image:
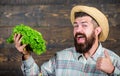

{"left": 77, "top": 39, "right": 85, "bottom": 44}
{"left": 77, "top": 42, "right": 85, "bottom": 45}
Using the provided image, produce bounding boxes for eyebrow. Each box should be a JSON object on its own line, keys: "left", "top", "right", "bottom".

{"left": 74, "top": 21, "right": 88, "bottom": 24}
{"left": 81, "top": 21, "right": 88, "bottom": 23}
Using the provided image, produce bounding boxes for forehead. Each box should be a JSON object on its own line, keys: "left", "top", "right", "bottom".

{"left": 74, "top": 16, "right": 93, "bottom": 23}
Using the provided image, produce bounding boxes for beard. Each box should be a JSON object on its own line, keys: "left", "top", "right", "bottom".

{"left": 74, "top": 31, "right": 96, "bottom": 54}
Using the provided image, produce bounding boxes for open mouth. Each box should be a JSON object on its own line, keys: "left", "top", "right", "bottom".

{"left": 77, "top": 35, "right": 84, "bottom": 38}
{"left": 76, "top": 34, "right": 86, "bottom": 43}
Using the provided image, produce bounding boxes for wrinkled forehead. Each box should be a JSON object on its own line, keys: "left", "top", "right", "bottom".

{"left": 74, "top": 16, "right": 94, "bottom": 25}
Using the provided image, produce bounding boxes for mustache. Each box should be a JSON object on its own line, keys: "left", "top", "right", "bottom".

{"left": 75, "top": 32, "right": 86, "bottom": 38}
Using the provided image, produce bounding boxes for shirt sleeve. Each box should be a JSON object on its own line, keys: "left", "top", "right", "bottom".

{"left": 21, "top": 55, "right": 56, "bottom": 76}
{"left": 21, "top": 56, "right": 40, "bottom": 76}
{"left": 113, "top": 67, "right": 120, "bottom": 75}
{"left": 40, "top": 54, "right": 56, "bottom": 76}
{"left": 110, "top": 54, "right": 120, "bottom": 76}
{"left": 113, "top": 59, "right": 120, "bottom": 75}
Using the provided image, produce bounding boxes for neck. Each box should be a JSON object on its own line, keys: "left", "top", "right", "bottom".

{"left": 84, "top": 40, "right": 99, "bottom": 59}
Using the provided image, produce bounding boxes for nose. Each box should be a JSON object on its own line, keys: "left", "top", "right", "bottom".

{"left": 75, "top": 25, "right": 83, "bottom": 33}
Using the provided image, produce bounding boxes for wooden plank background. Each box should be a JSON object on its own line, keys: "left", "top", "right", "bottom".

{"left": 0, "top": 0, "right": 120, "bottom": 76}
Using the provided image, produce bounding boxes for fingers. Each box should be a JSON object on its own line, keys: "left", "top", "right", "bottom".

{"left": 19, "top": 44, "right": 27, "bottom": 53}
{"left": 21, "top": 44, "right": 27, "bottom": 50}
{"left": 13, "top": 34, "right": 31, "bottom": 59}
{"left": 14, "top": 34, "right": 21, "bottom": 48}
{"left": 14, "top": 34, "right": 24, "bottom": 52}
{"left": 14, "top": 34, "right": 22, "bottom": 44}
{"left": 96, "top": 50, "right": 114, "bottom": 74}
{"left": 104, "top": 50, "right": 110, "bottom": 59}
{"left": 96, "top": 57, "right": 103, "bottom": 70}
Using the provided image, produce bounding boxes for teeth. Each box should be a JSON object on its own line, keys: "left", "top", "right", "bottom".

{"left": 77, "top": 35, "right": 83, "bottom": 38}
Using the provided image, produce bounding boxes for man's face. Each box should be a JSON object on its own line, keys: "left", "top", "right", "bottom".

{"left": 73, "top": 16, "right": 96, "bottom": 53}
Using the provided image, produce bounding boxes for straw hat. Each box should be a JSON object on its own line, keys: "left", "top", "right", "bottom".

{"left": 70, "top": 5, "right": 109, "bottom": 42}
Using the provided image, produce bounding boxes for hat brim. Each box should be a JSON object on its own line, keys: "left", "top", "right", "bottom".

{"left": 71, "top": 5, "right": 109, "bottom": 42}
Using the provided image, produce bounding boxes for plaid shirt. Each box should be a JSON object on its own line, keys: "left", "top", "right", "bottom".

{"left": 22, "top": 44, "right": 120, "bottom": 76}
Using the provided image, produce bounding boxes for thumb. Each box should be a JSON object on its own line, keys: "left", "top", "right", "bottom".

{"left": 104, "top": 50, "right": 110, "bottom": 59}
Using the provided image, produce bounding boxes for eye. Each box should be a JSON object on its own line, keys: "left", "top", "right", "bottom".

{"left": 81, "top": 21, "right": 88, "bottom": 28}
{"left": 82, "top": 24, "right": 87, "bottom": 27}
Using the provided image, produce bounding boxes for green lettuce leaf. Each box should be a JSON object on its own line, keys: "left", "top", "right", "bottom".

{"left": 7, "top": 24, "right": 46, "bottom": 55}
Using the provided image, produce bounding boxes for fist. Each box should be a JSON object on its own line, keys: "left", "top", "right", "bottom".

{"left": 96, "top": 50, "right": 114, "bottom": 74}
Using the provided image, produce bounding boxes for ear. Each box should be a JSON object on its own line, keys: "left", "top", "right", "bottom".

{"left": 95, "top": 27, "right": 102, "bottom": 36}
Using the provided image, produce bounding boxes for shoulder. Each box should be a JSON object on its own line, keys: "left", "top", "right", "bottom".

{"left": 105, "top": 48, "right": 120, "bottom": 68}
{"left": 57, "top": 47, "right": 75, "bottom": 54}
{"left": 105, "top": 48, "right": 120, "bottom": 58}
{"left": 55, "top": 47, "right": 75, "bottom": 60}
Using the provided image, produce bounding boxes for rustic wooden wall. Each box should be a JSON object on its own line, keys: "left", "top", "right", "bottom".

{"left": 0, "top": 0, "right": 120, "bottom": 76}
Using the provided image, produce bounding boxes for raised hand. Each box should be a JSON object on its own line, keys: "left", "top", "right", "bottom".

{"left": 14, "top": 34, "right": 30, "bottom": 60}
{"left": 96, "top": 50, "right": 114, "bottom": 74}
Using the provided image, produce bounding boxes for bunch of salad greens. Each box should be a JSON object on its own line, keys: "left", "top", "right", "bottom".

{"left": 7, "top": 24, "right": 46, "bottom": 55}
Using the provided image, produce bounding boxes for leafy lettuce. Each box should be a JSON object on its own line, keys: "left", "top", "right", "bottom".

{"left": 7, "top": 24, "right": 46, "bottom": 55}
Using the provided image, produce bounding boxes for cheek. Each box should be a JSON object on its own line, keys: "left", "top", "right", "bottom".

{"left": 73, "top": 29, "right": 76, "bottom": 37}
{"left": 86, "top": 29, "right": 94, "bottom": 37}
